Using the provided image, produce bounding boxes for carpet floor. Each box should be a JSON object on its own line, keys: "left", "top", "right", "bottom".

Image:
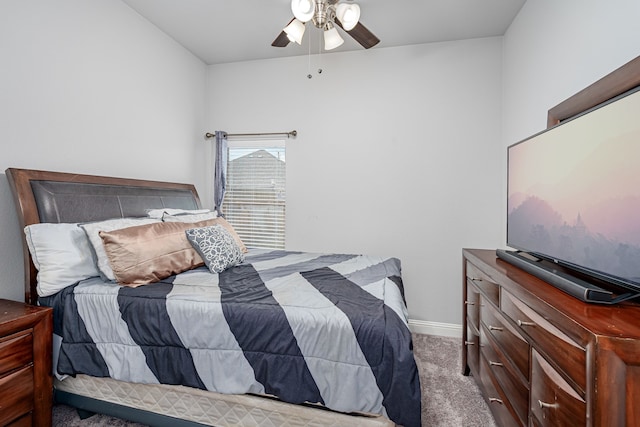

{"left": 52, "top": 334, "right": 496, "bottom": 426}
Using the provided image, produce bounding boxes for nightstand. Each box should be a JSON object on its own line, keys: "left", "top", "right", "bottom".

{"left": 0, "top": 299, "right": 52, "bottom": 427}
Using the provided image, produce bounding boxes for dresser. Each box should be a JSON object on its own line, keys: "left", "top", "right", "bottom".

{"left": 462, "top": 248, "right": 640, "bottom": 427}
{"left": 0, "top": 299, "right": 52, "bottom": 427}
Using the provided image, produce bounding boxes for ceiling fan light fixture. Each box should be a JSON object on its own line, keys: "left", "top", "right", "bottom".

{"left": 273, "top": 0, "right": 379, "bottom": 54}
{"left": 291, "top": 0, "right": 315, "bottom": 23}
{"left": 323, "top": 25, "right": 344, "bottom": 50}
{"left": 336, "top": 2, "right": 360, "bottom": 31}
{"left": 284, "top": 18, "right": 306, "bottom": 44}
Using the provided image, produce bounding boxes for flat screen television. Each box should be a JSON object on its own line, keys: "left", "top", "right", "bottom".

{"left": 498, "top": 87, "right": 640, "bottom": 304}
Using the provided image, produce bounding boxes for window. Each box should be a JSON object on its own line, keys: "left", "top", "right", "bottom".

{"left": 223, "top": 140, "right": 286, "bottom": 249}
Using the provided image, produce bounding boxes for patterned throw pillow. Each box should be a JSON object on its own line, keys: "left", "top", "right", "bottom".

{"left": 185, "top": 225, "right": 245, "bottom": 273}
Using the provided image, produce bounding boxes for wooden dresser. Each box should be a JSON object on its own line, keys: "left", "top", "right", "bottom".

{"left": 462, "top": 248, "right": 640, "bottom": 427}
{"left": 0, "top": 299, "right": 52, "bottom": 427}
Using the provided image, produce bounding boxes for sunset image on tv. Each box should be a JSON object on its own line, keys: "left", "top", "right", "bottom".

{"left": 507, "top": 90, "right": 640, "bottom": 284}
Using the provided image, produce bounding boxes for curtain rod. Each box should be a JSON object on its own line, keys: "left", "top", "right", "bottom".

{"left": 204, "top": 130, "right": 297, "bottom": 139}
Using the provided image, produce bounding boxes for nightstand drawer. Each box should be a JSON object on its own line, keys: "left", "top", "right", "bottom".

{"left": 0, "top": 365, "right": 34, "bottom": 426}
{"left": 530, "top": 350, "right": 585, "bottom": 427}
{"left": 0, "top": 300, "right": 53, "bottom": 426}
{"left": 0, "top": 331, "right": 33, "bottom": 377}
{"left": 7, "top": 413, "right": 32, "bottom": 427}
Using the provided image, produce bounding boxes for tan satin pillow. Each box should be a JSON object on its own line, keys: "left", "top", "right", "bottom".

{"left": 211, "top": 217, "right": 247, "bottom": 253}
{"left": 99, "top": 219, "right": 218, "bottom": 286}
{"left": 162, "top": 215, "right": 247, "bottom": 253}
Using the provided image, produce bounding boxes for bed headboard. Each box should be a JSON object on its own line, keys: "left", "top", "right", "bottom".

{"left": 5, "top": 168, "right": 202, "bottom": 305}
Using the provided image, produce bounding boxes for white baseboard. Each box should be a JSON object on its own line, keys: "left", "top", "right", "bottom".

{"left": 408, "top": 319, "right": 462, "bottom": 338}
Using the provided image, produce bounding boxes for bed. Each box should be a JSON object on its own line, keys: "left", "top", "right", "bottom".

{"left": 6, "top": 167, "right": 421, "bottom": 427}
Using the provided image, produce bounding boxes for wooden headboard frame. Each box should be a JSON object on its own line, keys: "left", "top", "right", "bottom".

{"left": 547, "top": 55, "right": 640, "bottom": 128}
{"left": 5, "top": 168, "right": 201, "bottom": 305}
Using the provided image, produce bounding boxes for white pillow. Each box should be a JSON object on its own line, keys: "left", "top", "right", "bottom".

{"left": 146, "top": 208, "right": 213, "bottom": 219}
{"left": 79, "top": 217, "right": 159, "bottom": 281}
{"left": 162, "top": 211, "right": 218, "bottom": 223}
{"left": 24, "top": 223, "right": 100, "bottom": 297}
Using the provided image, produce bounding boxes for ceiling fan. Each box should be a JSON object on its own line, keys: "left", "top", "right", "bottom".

{"left": 272, "top": 0, "right": 380, "bottom": 51}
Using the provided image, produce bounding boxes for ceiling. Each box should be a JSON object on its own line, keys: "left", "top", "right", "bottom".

{"left": 121, "top": 0, "right": 527, "bottom": 65}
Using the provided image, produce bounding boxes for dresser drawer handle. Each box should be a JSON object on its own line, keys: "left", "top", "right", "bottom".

{"left": 464, "top": 341, "right": 475, "bottom": 346}
{"left": 517, "top": 320, "right": 536, "bottom": 327}
{"left": 538, "top": 400, "right": 559, "bottom": 409}
{"left": 489, "top": 361, "right": 503, "bottom": 367}
{"left": 489, "top": 397, "right": 503, "bottom": 405}
{"left": 470, "top": 277, "right": 483, "bottom": 282}
{"left": 464, "top": 301, "right": 475, "bottom": 306}
{"left": 488, "top": 325, "right": 503, "bottom": 331}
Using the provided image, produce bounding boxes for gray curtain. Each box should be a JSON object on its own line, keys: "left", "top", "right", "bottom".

{"left": 213, "top": 131, "right": 228, "bottom": 216}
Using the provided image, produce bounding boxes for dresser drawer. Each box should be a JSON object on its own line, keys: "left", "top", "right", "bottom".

{"left": 478, "top": 352, "right": 523, "bottom": 427}
{"left": 480, "top": 296, "right": 529, "bottom": 380}
{"left": 466, "top": 261, "right": 500, "bottom": 306}
{"left": 0, "top": 331, "right": 33, "bottom": 377}
{"left": 0, "top": 365, "right": 34, "bottom": 426}
{"left": 530, "top": 350, "right": 585, "bottom": 426}
{"left": 465, "top": 321, "right": 480, "bottom": 376}
{"left": 480, "top": 326, "right": 528, "bottom": 426}
{"left": 501, "top": 290, "right": 586, "bottom": 393}
{"left": 465, "top": 280, "right": 481, "bottom": 331}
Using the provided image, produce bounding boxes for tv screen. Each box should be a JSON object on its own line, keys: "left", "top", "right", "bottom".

{"left": 506, "top": 87, "right": 640, "bottom": 296}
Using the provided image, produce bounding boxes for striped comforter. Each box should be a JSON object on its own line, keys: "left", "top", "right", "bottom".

{"left": 43, "top": 249, "right": 421, "bottom": 427}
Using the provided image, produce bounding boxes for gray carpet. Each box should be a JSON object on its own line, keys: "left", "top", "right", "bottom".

{"left": 52, "top": 334, "right": 496, "bottom": 426}
{"left": 414, "top": 334, "right": 496, "bottom": 426}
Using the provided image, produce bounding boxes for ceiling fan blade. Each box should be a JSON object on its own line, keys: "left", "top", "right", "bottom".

{"left": 272, "top": 31, "right": 290, "bottom": 47}
{"left": 336, "top": 21, "right": 380, "bottom": 49}
{"left": 272, "top": 18, "right": 294, "bottom": 47}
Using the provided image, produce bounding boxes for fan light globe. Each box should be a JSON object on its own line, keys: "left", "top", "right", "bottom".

{"left": 284, "top": 19, "right": 306, "bottom": 44}
{"left": 336, "top": 3, "right": 360, "bottom": 31}
{"left": 323, "top": 26, "right": 344, "bottom": 50}
{"left": 291, "top": 0, "right": 314, "bottom": 23}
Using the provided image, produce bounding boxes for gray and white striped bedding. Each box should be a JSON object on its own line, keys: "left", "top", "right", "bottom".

{"left": 42, "top": 249, "right": 421, "bottom": 427}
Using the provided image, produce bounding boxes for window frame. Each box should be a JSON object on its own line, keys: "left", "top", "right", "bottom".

{"left": 222, "top": 138, "right": 286, "bottom": 249}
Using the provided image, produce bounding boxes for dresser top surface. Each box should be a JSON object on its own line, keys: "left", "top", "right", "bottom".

{"left": 464, "top": 248, "right": 640, "bottom": 340}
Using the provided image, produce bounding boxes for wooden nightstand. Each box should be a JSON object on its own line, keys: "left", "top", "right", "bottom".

{"left": 0, "top": 299, "right": 52, "bottom": 427}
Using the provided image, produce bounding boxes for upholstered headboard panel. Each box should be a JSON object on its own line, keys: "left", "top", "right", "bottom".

{"left": 5, "top": 168, "right": 201, "bottom": 305}
{"left": 30, "top": 180, "right": 199, "bottom": 224}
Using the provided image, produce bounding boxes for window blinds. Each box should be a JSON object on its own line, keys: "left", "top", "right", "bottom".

{"left": 223, "top": 142, "right": 286, "bottom": 249}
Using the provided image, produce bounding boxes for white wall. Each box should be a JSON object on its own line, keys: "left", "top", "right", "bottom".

{"left": 503, "top": 0, "right": 640, "bottom": 146}
{"left": 0, "top": 0, "right": 207, "bottom": 301}
{"left": 208, "top": 38, "right": 505, "bottom": 326}
{"left": 500, "top": 0, "right": 640, "bottom": 256}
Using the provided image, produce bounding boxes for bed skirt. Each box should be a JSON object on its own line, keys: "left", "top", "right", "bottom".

{"left": 54, "top": 375, "right": 396, "bottom": 427}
